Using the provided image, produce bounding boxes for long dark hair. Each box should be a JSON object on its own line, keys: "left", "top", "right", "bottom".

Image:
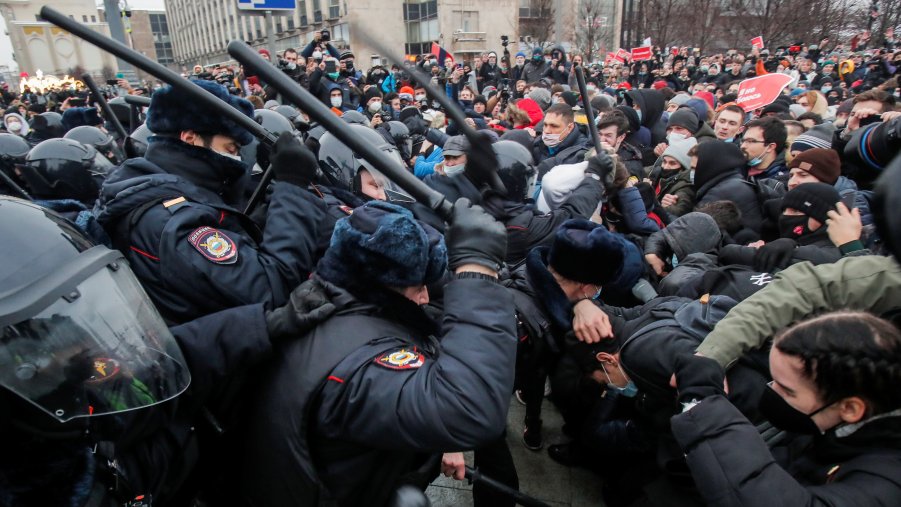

{"left": 775, "top": 311, "right": 901, "bottom": 416}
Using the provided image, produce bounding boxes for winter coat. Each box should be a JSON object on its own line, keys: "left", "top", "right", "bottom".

{"left": 522, "top": 60, "right": 550, "bottom": 83}
{"left": 533, "top": 128, "right": 590, "bottom": 179}
{"left": 693, "top": 141, "right": 763, "bottom": 236}
{"left": 672, "top": 395, "right": 901, "bottom": 507}
{"left": 697, "top": 255, "right": 901, "bottom": 368}
{"left": 413, "top": 145, "right": 444, "bottom": 179}
{"left": 625, "top": 89, "right": 667, "bottom": 147}
{"left": 93, "top": 136, "right": 326, "bottom": 324}
{"left": 613, "top": 186, "right": 660, "bottom": 236}
{"left": 239, "top": 276, "right": 516, "bottom": 507}
{"left": 656, "top": 169, "right": 696, "bottom": 218}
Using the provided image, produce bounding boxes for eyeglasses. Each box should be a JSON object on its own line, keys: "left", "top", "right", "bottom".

{"left": 741, "top": 139, "right": 766, "bottom": 145}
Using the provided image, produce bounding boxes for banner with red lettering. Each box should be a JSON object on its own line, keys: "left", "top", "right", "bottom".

{"left": 735, "top": 74, "right": 794, "bottom": 112}
{"left": 614, "top": 48, "right": 630, "bottom": 63}
{"left": 631, "top": 46, "right": 653, "bottom": 61}
{"left": 751, "top": 36, "right": 764, "bottom": 49}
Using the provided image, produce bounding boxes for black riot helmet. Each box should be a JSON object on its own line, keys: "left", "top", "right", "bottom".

{"left": 274, "top": 104, "right": 309, "bottom": 131}
{"left": 493, "top": 140, "right": 537, "bottom": 202}
{"left": 28, "top": 112, "right": 65, "bottom": 141}
{"left": 107, "top": 96, "right": 132, "bottom": 127}
{"left": 0, "top": 197, "right": 190, "bottom": 440}
{"left": 0, "top": 133, "right": 32, "bottom": 198}
{"left": 125, "top": 122, "right": 153, "bottom": 159}
{"left": 341, "top": 110, "right": 368, "bottom": 126}
{"left": 254, "top": 108, "right": 294, "bottom": 134}
{"left": 317, "top": 124, "right": 412, "bottom": 202}
{"left": 64, "top": 125, "right": 117, "bottom": 159}
{"left": 22, "top": 138, "right": 114, "bottom": 203}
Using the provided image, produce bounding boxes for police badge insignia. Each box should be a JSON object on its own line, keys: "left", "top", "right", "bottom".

{"left": 375, "top": 348, "right": 425, "bottom": 370}
{"left": 188, "top": 226, "right": 238, "bottom": 264}
{"left": 87, "top": 358, "right": 121, "bottom": 383}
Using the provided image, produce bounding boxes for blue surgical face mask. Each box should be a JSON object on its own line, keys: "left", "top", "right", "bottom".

{"left": 747, "top": 154, "right": 764, "bottom": 167}
{"left": 602, "top": 363, "right": 639, "bottom": 398}
{"left": 689, "top": 169, "right": 695, "bottom": 183}
{"left": 724, "top": 137, "right": 734, "bottom": 143}
{"left": 821, "top": 86, "right": 832, "bottom": 93}
{"left": 635, "top": 109, "right": 643, "bottom": 122}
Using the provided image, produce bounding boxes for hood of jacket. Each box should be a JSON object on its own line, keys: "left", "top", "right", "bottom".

{"left": 524, "top": 246, "right": 574, "bottom": 332}
{"left": 662, "top": 212, "right": 723, "bottom": 260}
{"left": 625, "top": 89, "right": 665, "bottom": 129}
{"left": 693, "top": 141, "right": 746, "bottom": 190}
{"left": 93, "top": 135, "right": 250, "bottom": 226}
{"left": 833, "top": 175, "right": 859, "bottom": 193}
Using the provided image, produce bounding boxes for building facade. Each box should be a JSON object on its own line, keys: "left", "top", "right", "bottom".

{"left": 99, "top": 7, "right": 175, "bottom": 81}
{"left": 0, "top": 0, "right": 119, "bottom": 77}
{"left": 162, "top": 0, "right": 625, "bottom": 71}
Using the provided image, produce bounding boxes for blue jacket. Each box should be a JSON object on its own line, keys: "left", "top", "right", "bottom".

{"left": 615, "top": 186, "right": 661, "bottom": 235}
{"left": 93, "top": 136, "right": 326, "bottom": 324}
{"left": 414, "top": 145, "right": 444, "bottom": 179}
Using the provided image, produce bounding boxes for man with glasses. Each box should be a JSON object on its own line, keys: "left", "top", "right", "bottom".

{"left": 740, "top": 116, "right": 789, "bottom": 184}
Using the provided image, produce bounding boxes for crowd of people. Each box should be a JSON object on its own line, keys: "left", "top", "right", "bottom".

{"left": 1, "top": 25, "right": 901, "bottom": 507}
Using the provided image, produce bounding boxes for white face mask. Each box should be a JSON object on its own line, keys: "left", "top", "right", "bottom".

{"left": 689, "top": 169, "right": 695, "bottom": 183}
{"left": 542, "top": 128, "right": 568, "bottom": 148}
{"left": 312, "top": 51, "right": 323, "bottom": 60}
{"left": 330, "top": 96, "right": 343, "bottom": 108}
{"left": 368, "top": 101, "right": 383, "bottom": 113}
{"left": 445, "top": 163, "right": 466, "bottom": 176}
{"left": 667, "top": 133, "right": 687, "bottom": 143}
{"left": 215, "top": 150, "right": 243, "bottom": 162}
{"left": 286, "top": 62, "right": 297, "bottom": 70}
{"left": 6, "top": 121, "right": 21, "bottom": 132}
{"left": 415, "top": 93, "right": 427, "bottom": 102}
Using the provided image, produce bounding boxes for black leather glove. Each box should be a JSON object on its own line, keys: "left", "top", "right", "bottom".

{"left": 265, "top": 279, "right": 342, "bottom": 340}
{"left": 269, "top": 131, "right": 318, "bottom": 187}
{"left": 464, "top": 131, "right": 505, "bottom": 194}
{"left": 673, "top": 353, "right": 726, "bottom": 404}
{"left": 753, "top": 237, "right": 797, "bottom": 273}
{"left": 403, "top": 115, "right": 429, "bottom": 137}
{"left": 586, "top": 150, "right": 616, "bottom": 193}
{"left": 445, "top": 197, "right": 507, "bottom": 272}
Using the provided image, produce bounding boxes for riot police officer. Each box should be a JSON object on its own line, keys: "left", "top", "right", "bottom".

{"left": 93, "top": 79, "right": 326, "bottom": 324}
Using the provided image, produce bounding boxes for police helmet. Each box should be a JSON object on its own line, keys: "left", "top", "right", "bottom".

{"left": 318, "top": 124, "right": 412, "bottom": 202}
{"left": 274, "top": 105, "right": 309, "bottom": 131}
{"left": 493, "top": 140, "right": 537, "bottom": 202}
{"left": 29, "top": 112, "right": 65, "bottom": 140}
{"left": 0, "top": 196, "right": 190, "bottom": 439}
{"left": 254, "top": 108, "right": 294, "bottom": 134}
{"left": 107, "top": 96, "right": 133, "bottom": 126}
{"left": 22, "top": 138, "right": 114, "bottom": 202}
{"left": 0, "top": 133, "right": 32, "bottom": 197}
{"left": 125, "top": 123, "right": 153, "bottom": 159}
{"left": 341, "top": 110, "right": 368, "bottom": 126}
{"left": 64, "top": 126, "right": 116, "bottom": 157}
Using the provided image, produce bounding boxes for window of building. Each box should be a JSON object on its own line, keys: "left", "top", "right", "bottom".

{"left": 520, "top": 0, "right": 550, "bottom": 18}
{"left": 328, "top": 0, "right": 340, "bottom": 19}
{"left": 454, "top": 10, "right": 478, "bottom": 32}
{"left": 403, "top": 0, "right": 438, "bottom": 56}
{"left": 91, "top": 15, "right": 96, "bottom": 22}
{"left": 82, "top": 15, "right": 88, "bottom": 22}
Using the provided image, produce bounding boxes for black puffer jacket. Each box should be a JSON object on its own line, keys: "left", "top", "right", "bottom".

{"left": 673, "top": 396, "right": 901, "bottom": 507}
{"left": 693, "top": 141, "right": 763, "bottom": 238}
{"left": 625, "top": 89, "right": 667, "bottom": 147}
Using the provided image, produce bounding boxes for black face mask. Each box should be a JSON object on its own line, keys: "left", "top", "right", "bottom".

{"left": 758, "top": 383, "right": 832, "bottom": 435}
{"left": 345, "top": 61, "right": 354, "bottom": 72}
{"left": 778, "top": 214, "right": 810, "bottom": 239}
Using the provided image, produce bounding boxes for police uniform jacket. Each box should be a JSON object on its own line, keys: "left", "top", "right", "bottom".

{"left": 239, "top": 275, "right": 517, "bottom": 507}
{"left": 94, "top": 136, "right": 326, "bottom": 324}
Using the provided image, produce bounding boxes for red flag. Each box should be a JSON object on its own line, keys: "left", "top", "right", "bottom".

{"left": 751, "top": 36, "right": 764, "bottom": 49}
{"left": 631, "top": 46, "right": 653, "bottom": 61}
{"left": 735, "top": 74, "right": 794, "bottom": 112}
{"left": 431, "top": 42, "right": 454, "bottom": 68}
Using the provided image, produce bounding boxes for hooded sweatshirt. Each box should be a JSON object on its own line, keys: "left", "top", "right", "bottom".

{"left": 693, "top": 141, "right": 763, "bottom": 235}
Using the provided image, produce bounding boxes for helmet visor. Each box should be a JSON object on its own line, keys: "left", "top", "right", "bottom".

{"left": 0, "top": 263, "right": 190, "bottom": 422}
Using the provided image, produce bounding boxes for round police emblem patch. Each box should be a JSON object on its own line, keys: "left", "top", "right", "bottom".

{"left": 188, "top": 226, "right": 238, "bottom": 264}
{"left": 375, "top": 348, "right": 425, "bottom": 370}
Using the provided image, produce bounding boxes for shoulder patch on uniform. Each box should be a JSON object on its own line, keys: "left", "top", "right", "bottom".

{"left": 374, "top": 348, "right": 424, "bottom": 370}
{"left": 339, "top": 205, "right": 354, "bottom": 215}
{"left": 188, "top": 226, "right": 238, "bottom": 264}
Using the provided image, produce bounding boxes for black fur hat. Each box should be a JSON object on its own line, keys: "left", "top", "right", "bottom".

{"left": 548, "top": 219, "right": 625, "bottom": 287}
{"left": 146, "top": 79, "right": 255, "bottom": 145}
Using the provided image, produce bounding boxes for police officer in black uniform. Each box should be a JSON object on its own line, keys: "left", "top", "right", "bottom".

{"left": 239, "top": 197, "right": 517, "bottom": 507}
{"left": 93, "top": 79, "right": 326, "bottom": 324}
{"left": 0, "top": 196, "right": 274, "bottom": 506}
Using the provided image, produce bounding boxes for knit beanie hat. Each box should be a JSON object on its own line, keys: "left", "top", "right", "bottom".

{"left": 667, "top": 108, "right": 700, "bottom": 134}
{"left": 547, "top": 219, "right": 642, "bottom": 288}
{"left": 662, "top": 137, "right": 698, "bottom": 170}
{"left": 316, "top": 201, "right": 448, "bottom": 289}
{"left": 780, "top": 182, "right": 840, "bottom": 223}
{"left": 363, "top": 86, "right": 383, "bottom": 104}
{"left": 790, "top": 123, "right": 834, "bottom": 152}
{"left": 789, "top": 148, "right": 841, "bottom": 184}
{"left": 667, "top": 94, "right": 692, "bottom": 108}
{"left": 528, "top": 87, "right": 552, "bottom": 111}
